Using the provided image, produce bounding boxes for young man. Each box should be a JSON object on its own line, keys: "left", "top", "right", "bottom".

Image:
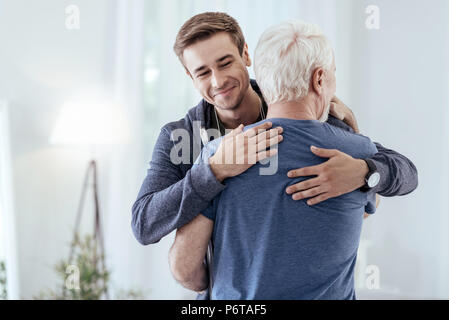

{"left": 131, "top": 12, "right": 418, "bottom": 299}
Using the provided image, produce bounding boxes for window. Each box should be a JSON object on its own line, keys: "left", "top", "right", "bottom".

{"left": 0, "top": 101, "right": 17, "bottom": 299}
{"left": 141, "top": 0, "right": 338, "bottom": 152}
{"left": 143, "top": 1, "right": 202, "bottom": 155}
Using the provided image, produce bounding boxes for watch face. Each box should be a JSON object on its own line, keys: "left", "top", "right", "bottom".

{"left": 368, "top": 172, "right": 381, "bottom": 188}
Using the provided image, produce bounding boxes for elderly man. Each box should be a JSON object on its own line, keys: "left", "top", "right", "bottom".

{"left": 169, "top": 20, "right": 390, "bottom": 300}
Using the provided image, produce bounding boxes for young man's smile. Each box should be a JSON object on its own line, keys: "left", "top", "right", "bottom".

{"left": 213, "top": 85, "right": 237, "bottom": 99}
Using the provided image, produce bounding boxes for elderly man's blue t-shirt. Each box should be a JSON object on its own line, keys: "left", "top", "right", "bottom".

{"left": 197, "top": 118, "right": 377, "bottom": 300}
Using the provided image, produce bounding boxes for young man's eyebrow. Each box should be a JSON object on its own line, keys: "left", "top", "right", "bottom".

{"left": 193, "top": 65, "right": 207, "bottom": 75}
{"left": 193, "top": 55, "right": 234, "bottom": 75}
{"left": 216, "top": 54, "right": 233, "bottom": 63}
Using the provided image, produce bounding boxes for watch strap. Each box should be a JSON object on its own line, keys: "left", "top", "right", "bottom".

{"left": 361, "top": 159, "right": 377, "bottom": 192}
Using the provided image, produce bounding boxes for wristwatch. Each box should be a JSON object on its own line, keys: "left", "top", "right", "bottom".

{"left": 361, "top": 159, "right": 380, "bottom": 191}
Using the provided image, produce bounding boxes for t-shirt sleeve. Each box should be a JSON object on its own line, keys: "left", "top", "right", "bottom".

{"left": 364, "top": 192, "right": 377, "bottom": 215}
{"left": 200, "top": 201, "right": 217, "bottom": 221}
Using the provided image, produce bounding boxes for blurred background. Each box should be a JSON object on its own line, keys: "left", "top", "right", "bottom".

{"left": 0, "top": 0, "right": 448, "bottom": 299}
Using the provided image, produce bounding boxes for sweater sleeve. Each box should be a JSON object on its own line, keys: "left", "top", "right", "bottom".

{"left": 131, "top": 128, "right": 226, "bottom": 245}
{"left": 368, "top": 142, "right": 418, "bottom": 196}
{"left": 326, "top": 115, "right": 418, "bottom": 197}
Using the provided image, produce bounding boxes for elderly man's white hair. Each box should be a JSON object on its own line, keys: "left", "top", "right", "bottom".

{"left": 254, "top": 20, "right": 334, "bottom": 106}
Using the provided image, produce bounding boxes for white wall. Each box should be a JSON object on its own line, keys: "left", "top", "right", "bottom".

{"left": 344, "top": 0, "right": 449, "bottom": 299}
{"left": 0, "top": 0, "right": 116, "bottom": 299}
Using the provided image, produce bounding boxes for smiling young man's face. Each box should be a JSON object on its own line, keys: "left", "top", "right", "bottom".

{"left": 182, "top": 32, "right": 252, "bottom": 111}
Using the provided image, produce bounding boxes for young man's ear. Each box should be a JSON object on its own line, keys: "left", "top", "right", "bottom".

{"left": 312, "top": 68, "right": 324, "bottom": 94}
{"left": 242, "top": 43, "right": 252, "bottom": 67}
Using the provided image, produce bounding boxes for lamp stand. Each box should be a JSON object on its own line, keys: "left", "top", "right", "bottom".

{"left": 63, "top": 159, "right": 109, "bottom": 299}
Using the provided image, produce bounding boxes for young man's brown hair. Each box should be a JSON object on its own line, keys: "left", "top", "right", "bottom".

{"left": 173, "top": 12, "right": 246, "bottom": 66}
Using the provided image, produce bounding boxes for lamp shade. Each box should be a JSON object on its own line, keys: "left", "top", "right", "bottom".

{"left": 50, "top": 100, "right": 129, "bottom": 146}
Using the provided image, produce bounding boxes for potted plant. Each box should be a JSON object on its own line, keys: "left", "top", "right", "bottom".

{"left": 0, "top": 260, "right": 6, "bottom": 300}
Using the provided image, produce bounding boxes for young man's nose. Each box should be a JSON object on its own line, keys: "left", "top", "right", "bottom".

{"left": 211, "top": 71, "right": 226, "bottom": 89}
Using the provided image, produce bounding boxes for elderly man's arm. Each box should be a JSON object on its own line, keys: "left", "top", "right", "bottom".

{"left": 169, "top": 214, "right": 213, "bottom": 292}
{"left": 364, "top": 194, "right": 381, "bottom": 219}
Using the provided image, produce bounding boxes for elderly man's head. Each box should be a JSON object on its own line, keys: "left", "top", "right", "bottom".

{"left": 254, "top": 20, "right": 336, "bottom": 122}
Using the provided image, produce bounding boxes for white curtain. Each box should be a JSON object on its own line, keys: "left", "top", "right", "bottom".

{"left": 100, "top": 0, "right": 153, "bottom": 297}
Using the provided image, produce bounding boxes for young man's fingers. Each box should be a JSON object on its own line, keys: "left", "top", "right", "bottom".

{"left": 243, "top": 122, "right": 273, "bottom": 138}
{"left": 287, "top": 164, "right": 321, "bottom": 178}
{"left": 255, "top": 134, "right": 283, "bottom": 152}
{"left": 310, "top": 146, "right": 340, "bottom": 158}
{"left": 286, "top": 177, "right": 322, "bottom": 195}
{"left": 229, "top": 124, "right": 244, "bottom": 137}
{"left": 307, "top": 193, "right": 330, "bottom": 206}
{"left": 329, "top": 103, "right": 344, "bottom": 120}
{"left": 331, "top": 95, "right": 342, "bottom": 104}
{"left": 292, "top": 186, "right": 324, "bottom": 201}
{"left": 249, "top": 127, "right": 282, "bottom": 145}
{"left": 256, "top": 148, "right": 278, "bottom": 162}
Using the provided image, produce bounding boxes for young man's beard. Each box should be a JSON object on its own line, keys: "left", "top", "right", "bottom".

{"left": 216, "top": 92, "right": 246, "bottom": 111}
{"left": 215, "top": 78, "right": 250, "bottom": 112}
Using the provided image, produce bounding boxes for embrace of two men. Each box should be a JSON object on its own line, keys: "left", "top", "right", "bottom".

{"left": 132, "top": 12, "right": 418, "bottom": 300}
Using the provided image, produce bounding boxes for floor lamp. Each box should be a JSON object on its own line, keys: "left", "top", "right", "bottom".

{"left": 66, "top": 159, "right": 108, "bottom": 299}
{"left": 50, "top": 99, "right": 127, "bottom": 299}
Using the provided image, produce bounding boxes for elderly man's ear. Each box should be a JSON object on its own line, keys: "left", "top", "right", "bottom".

{"left": 312, "top": 68, "right": 325, "bottom": 95}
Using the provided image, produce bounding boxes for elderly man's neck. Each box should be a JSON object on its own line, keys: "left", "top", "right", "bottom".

{"left": 266, "top": 96, "right": 321, "bottom": 120}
